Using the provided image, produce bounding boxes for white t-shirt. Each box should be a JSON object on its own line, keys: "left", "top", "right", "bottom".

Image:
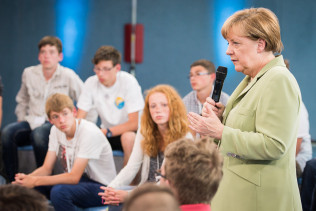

{"left": 48, "top": 119, "right": 116, "bottom": 185}
{"left": 77, "top": 71, "right": 144, "bottom": 128}
{"left": 108, "top": 130, "right": 193, "bottom": 188}
{"left": 296, "top": 102, "right": 312, "bottom": 171}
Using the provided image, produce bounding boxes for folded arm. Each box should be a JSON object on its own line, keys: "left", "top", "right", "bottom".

{"left": 101, "top": 112, "right": 139, "bottom": 136}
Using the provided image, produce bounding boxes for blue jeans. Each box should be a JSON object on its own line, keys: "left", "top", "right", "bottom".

{"left": 31, "top": 122, "right": 53, "bottom": 167}
{"left": 108, "top": 204, "right": 124, "bottom": 211}
{"left": 301, "top": 159, "right": 316, "bottom": 211}
{"left": 1, "top": 121, "right": 52, "bottom": 181}
{"left": 35, "top": 176, "right": 106, "bottom": 211}
{"left": 2, "top": 121, "right": 32, "bottom": 181}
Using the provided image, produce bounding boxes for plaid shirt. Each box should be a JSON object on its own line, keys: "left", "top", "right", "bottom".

{"left": 15, "top": 64, "right": 83, "bottom": 129}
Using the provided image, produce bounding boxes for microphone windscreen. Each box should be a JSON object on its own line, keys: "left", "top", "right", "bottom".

{"left": 216, "top": 66, "right": 227, "bottom": 81}
{"left": 212, "top": 66, "right": 228, "bottom": 102}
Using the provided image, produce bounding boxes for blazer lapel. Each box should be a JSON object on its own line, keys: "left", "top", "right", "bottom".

{"left": 222, "top": 76, "right": 249, "bottom": 124}
{"left": 223, "top": 66, "right": 272, "bottom": 124}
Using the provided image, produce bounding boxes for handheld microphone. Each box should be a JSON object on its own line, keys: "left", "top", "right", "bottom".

{"left": 211, "top": 66, "right": 227, "bottom": 102}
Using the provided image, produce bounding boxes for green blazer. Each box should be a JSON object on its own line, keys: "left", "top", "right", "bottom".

{"left": 212, "top": 55, "right": 302, "bottom": 211}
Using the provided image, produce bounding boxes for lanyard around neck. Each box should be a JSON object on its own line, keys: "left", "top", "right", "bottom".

{"left": 65, "top": 119, "right": 80, "bottom": 173}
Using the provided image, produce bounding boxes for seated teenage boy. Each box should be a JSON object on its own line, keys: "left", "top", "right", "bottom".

{"left": 2, "top": 36, "right": 86, "bottom": 181}
{"left": 77, "top": 46, "right": 144, "bottom": 166}
{"left": 13, "top": 93, "right": 116, "bottom": 211}
{"left": 160, "top": 137, "right": 223, "bottom": 211}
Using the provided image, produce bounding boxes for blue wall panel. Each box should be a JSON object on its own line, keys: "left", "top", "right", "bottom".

{"left": 1, "top": 0, "right": 315, "bottom": 138}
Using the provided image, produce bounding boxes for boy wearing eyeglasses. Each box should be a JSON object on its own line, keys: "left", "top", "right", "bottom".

{"left": 77, "top": 46, "right": 144, "bottom": 167}
{"left": 183, "top": 59, "right": 229, "bottom": 116}
{"left": 13, "top": 93, "right": 116, "bottom": 211}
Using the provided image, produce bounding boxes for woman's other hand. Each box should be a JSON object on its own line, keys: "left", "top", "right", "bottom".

{"left": 188, "top": 106, "right": 224, "bottom": 140}
{"left": 202, "top": 97, "right": 225, "bottom": 120}
{"left": 99, "top": 186, "right": 128, "bottom": 206}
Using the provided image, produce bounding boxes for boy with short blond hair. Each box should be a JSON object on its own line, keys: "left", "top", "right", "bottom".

{"left": 13, "top": 93, "right": 116, "bottom": 211}
{"left": 2, "top": 36, "right": 85, "bottom": 182}
{"left": 160, "top": 138, "right": 223, "bottom": 211}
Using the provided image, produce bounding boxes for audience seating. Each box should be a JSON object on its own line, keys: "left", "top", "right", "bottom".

{"left": 17, "top": 145, "right": 37, "bottom": 173}
{"left": 77, "top": 206, "right": 108, "bottom": 211}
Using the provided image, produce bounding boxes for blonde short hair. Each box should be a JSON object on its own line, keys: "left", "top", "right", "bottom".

{"left": 45, "top": 93, "right": 74, "bottom": 119}
{"left": 164, "top": 138, "right": 223, "bottom": 204}
{"left": 221, "top": 7, "right": 283, "bottom": 53}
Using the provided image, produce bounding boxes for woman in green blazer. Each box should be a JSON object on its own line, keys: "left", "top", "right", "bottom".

{"left": 188, "top": 8, "right": 302, "bottom": 211}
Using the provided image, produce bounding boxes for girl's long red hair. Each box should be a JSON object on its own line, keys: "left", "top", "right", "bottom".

{"left": 141, "top": 84, "right": 189, "bottom": 157}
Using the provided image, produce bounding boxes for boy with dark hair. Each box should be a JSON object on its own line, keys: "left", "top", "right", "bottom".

{"left": 2, "top": 36, "right": 86, "bottom": 182}
{"left": 77, "top": 46, "right": 144, "bottom": 166}
{"left": 38, "top": 35, "right": 63, "bottom": 53}
{"left": 13, "top": 93, "right": 116, "bottom": 211}
{"left": 0, "top": 184, "right": 49, "bottom": 211}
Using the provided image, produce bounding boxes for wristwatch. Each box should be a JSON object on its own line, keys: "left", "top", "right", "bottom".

{"left": 106, "top": 128, "right": 112, "bottom": 138}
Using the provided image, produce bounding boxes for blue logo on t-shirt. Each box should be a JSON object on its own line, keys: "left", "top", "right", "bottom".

{"left": 115, "top": 97, "right": 125, "bottom": 109}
